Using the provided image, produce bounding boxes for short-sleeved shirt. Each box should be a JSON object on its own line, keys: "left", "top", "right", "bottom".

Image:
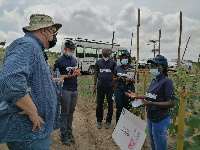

{"left": 54, "top": 54, "right": 77, "bottom": 91}
{"left": 146, "top": 74, "right": 175, "bottom": 122}
{"left": 114, "top": 64, "right": 135, "bottom": 88}
{"left": 95, "top": 58, "right": 117, "bottom": 86}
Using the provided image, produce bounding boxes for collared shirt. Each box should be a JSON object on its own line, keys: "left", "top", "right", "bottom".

{"left": 0, "top": 33, "right": 61, "bottom": 143}
{"left": 54, "top": 54, "right": 77, "bottom": 91}
{"left": 114, "top": 64, "right": 135, "bottom": 88}
{"left": 95, "top": 58, "right": 117, "bottom": 86}
{"left": 146, "top": 73, "right": 175, "bottom": 122}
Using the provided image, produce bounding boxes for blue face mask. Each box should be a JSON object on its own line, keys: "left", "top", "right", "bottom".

{"left": 67, "top": 52, "right": 74, "bottom": 57}
{"left": 150, "top": 69, "right": 160, "bottom": 76}
{"left": 121, "top": 59, "right": 128, "bottom": 65}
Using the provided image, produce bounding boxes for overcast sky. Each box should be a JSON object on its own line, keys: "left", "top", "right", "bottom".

{"left": 0, "top": 0, "right": 200, "bottom": 61}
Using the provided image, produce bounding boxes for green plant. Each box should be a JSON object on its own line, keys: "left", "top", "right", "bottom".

{"left": 169, "top": 65, "right": 200, "bottom": 149}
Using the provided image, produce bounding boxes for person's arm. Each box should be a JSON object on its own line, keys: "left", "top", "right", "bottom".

{"left": 125, "top": 90, "right": 146, "bottom": 99}
{"left": 125, "top": 90, "right": 175, "bottom": 108}
{"left": 93, "top": 71, "right": 98, "bottom": 95}
{"left": 15, "top": 93, "right": 45, "bottom": 131}
{"left": 124, "top": 78, "right": 137, "bottom": 83}
{"left": 141, "top": 99, "right": 175, "bottom": 108}
{"left": 61, "top": 70, "right": 76, "bottom": 78}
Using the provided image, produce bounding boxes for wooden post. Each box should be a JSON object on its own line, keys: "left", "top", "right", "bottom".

{"left": 158, "top": 29, "right": 161, "bottom": 54}
{"left": 177, "top": 86, "right": 187, "bottom": 150}
{"left": 181, "top": 36, "right": 191, "bottom": 61}
{"left": 135, "top": 8, "right": 140, "bottom": 94}
{"left": 177, "top": 11, "right": 182, "bottom": 71}
{"left": 141, "top": 71, "right": 147, "bottom": 120}
{"left": 111, "top": 31, "right": 115, "bottom": 57}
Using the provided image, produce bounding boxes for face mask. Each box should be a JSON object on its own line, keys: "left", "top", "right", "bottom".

{"left": 102, "top": 56, "right": 109, "bottom": 62}
{"left": 67, "top": 52, "right": 74, "bottom": 57}
{"left": 48, "top": 35, "right": 57, "bottom": 48}
{"left": 121, "top": 59, "right": 128, "bottom": 65}
{"left": 150, "top": 69, "right": 160, "bottom": 76}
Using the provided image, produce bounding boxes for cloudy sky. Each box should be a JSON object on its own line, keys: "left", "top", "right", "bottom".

{"left": 0, "top": 0, "right": 200, "bottom": 61}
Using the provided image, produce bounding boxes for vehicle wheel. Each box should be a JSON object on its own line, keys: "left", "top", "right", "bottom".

{"left": 88, "top": 66, "right": 94, "bottom": 75}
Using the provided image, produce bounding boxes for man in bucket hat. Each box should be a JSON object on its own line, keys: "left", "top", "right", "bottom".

{"left": 0, "top": 14, "right": 62, "bottom": 150}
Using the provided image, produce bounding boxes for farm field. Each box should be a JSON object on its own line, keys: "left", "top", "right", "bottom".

{"left": 0, "top": 48, "right": 199, "bottom": 149}
{"left": 0, "top": 75, "right": 180, "bottom": 150}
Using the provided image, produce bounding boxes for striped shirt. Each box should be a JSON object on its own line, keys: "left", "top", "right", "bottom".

{"left": 0, "top": 33, "right": 61, "bottom": 143}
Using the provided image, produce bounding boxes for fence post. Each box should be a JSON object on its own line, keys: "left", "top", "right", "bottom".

{"left": 177, "top": 86, "right": 187, "bottom": 150}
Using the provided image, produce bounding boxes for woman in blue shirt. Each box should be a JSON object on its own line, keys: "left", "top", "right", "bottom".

{"left": 113, "top": 51, "right": 137, "bottom": 124}
{"left": 126, "top": 55, "right": 175, "bottom": 150}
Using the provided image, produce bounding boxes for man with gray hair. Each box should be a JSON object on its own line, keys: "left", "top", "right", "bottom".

{"left": 93, "top": 48, "right": 117, "bottom": 129}
{"left": 0, "top": 14, "right": 62, "bottom": 149}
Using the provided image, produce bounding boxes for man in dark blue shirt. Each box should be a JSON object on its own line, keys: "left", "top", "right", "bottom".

{"left": 93, "top": 49, "right": 117, "bottom": 129}
{"left": 54, "top": 40, "right": 81, "bottom": 146}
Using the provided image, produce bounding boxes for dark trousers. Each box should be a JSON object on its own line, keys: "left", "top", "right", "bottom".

{"left": 60, "top": 90, "right": 78, "bottom": 136}
{"left": 96, "top": 86, "right": 113, "bottom": 123}
{"left": 115, "top": 86, "right": 135, "bottom": 124}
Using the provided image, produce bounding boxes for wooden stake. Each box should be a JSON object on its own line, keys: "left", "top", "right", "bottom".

{"left": 135, "top": 8, "right": 140, "bottom": 94}
{"left": 158, "top": 29, "right": 161, "bottom": 54}
{"left": 177, "top": 11, "right": 182, "bottom": 71}
{"left": 141, "top": 71, "right": 147, "bottom": 120}
{"left": 177, "top": 86, "right": 187, "bottom": 150}
{"left": 181, "top": 36, "right": 191, "bottom": 61}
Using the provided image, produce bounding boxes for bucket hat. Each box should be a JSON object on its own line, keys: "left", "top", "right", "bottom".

{"left": 147, "top": 55, "right": 168, "bottom": 67}
{"left": 22, "top": 14, "right": 62, "bottom": 33}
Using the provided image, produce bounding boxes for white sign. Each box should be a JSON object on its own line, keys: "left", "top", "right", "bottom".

{"left": 112, "top": 108, "right": 147, "bottom": 150}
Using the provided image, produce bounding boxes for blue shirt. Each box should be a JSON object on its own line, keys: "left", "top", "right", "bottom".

{"left": 0, "top": 33, "right": 61, "bottom": 143}
{"left": 146, "top": 74, "right": 175, "bottom": 122}
{"left": 54, "top": 54, "right": 77, "bottom": 91}
{"left": 114, "top": 64, "right": 135, "bottom": 88}
{"left": 95, "top": 58, "right": 117, "bottom": 86}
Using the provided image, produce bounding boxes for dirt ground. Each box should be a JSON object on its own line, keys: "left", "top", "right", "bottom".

{"left": 0, "top": 79, "right": 176, "bottom": 150}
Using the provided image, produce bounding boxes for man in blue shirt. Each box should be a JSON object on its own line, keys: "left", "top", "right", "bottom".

{"left": 93, "top": 49, "right": 117, "bottom": 129}
{"left": 54, "top": 40, "right": 81, "bottom": 146}
{"left": 0, "top": 14, "right": 62, "bottom": 150}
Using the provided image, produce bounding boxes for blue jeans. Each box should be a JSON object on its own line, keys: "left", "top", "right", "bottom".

{"left": 7, "top": 136, "right": 50, "bottom": 150}
{"left": 147, "top": 116, "right": 170, "bottom": 150}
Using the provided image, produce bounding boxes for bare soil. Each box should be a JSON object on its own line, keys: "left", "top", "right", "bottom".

{"left": 0, "top": 76, "right": 176, "bottom": 150}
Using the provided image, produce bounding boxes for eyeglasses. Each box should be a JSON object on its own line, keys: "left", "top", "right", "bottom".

{"left": 47, "top": 28, "right": 58, "bottom": 35}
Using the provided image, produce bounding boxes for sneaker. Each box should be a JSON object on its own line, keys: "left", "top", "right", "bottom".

{"left": 97, "top": 122, "right": 102, "bottom": 129}
{"left": 61, "top": 134, "right": 71, "bottom": 146}
{"left": 68, "top": 131, "right": 75, "bottom": 143}
{"left": 105, "top": 122, "right": 111, "bottom": 129}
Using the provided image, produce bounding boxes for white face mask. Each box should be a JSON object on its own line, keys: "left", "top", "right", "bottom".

{"left": 102, "top": 56, "right": 109, "bottom": 62}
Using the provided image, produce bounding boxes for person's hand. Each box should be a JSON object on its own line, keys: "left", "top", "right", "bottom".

{"left": 93, "top": 86, "right": 96, "bottom": 95}
{"left": 125, "top": 90, "right": 137, "bottom": 98}
{"left": 123, "top": 78, "right": 132, "bottom": 82}
{"left": 76, "top": 68, "right": 81, "bottom": 76}
{"left": 19, "top": 111, "right": 45, "bottom": 132}
{"left": 140, "top": 99, "right": 152, "bottom": 107}
{"left": 67, "top": 70, "right": 76, "bottom": 78}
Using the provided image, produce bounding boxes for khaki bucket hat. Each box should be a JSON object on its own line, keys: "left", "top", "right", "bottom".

{"left": 22, "top": 14, "right": 62, "bottom": 33}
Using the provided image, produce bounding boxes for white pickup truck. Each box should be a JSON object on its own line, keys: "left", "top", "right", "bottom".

{"left": 168, "top": 60, "right": 193, "bottom": 72}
